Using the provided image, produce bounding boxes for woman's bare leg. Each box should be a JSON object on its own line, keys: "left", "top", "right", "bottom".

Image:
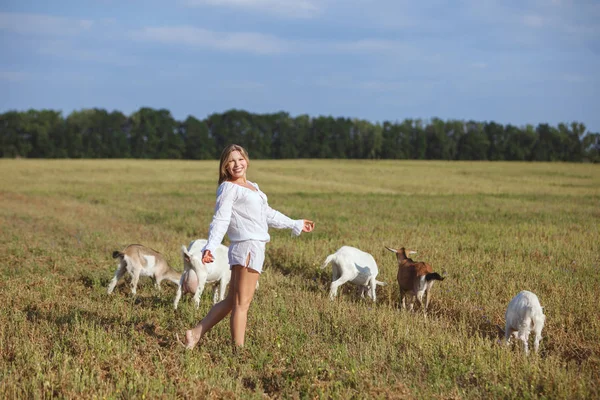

{"left": 184, "top": 268, "right": 239, "bottom": 349}
{"left": 230, "top": 264, "right": 260, "bottom": 347}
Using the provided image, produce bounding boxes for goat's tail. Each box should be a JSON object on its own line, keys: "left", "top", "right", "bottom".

{"left": 426, "top": 272, "right": 444, "bottom": 281}
{"left": 112, "top": 250, "right": 124, "bottom": 259}
{"left": 320, "top": 254, "right": 336, "bottom": 269}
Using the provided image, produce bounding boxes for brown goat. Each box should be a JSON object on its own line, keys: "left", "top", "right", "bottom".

{"left": 385, "top": 246, "right": 444, "bottom": 313}
{"left": 108, "top": 244, "right": 181, "bottom": 295}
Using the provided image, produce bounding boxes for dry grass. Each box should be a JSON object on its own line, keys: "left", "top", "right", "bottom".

{"left": 1, "top": 159, "right": 599, "bottom": 399}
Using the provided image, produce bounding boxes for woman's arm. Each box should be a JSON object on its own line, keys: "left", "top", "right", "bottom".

{"left": 254, "top": 182, "right": 314, "bottom": 236}
{"left": 264, "top": 203, "right": 314, "bottom": 236}
{"left": 203, "top": 183, "right": 236, "bottom": 255}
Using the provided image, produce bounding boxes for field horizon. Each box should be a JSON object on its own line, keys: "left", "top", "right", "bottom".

{"left": 1, "top": 159, "right": 599, "bottom": 399}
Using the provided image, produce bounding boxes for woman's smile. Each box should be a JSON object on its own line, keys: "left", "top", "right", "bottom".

{"left": 227, "top": 150, "right": 248, "bottom": 181}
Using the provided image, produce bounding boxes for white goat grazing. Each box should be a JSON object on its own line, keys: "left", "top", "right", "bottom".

{"left": 173, "top": 239, "right": 231, "bottom": 310}
{"left": 321, "top": 246, "right": 386, "bottom": 302}
{"left": 504, "top": 290, "right": 546, "bottom": 355}
{"left": 107, "top": 244, "right": 181, "bottom": 295}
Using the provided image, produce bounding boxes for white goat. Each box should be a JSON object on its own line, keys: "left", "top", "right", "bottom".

{"left": 173, "top": 239, "right": 231, "bottom": 310}
{"left": 107, "top": 244, "right": 181, "bottom": 295}
{"left": 504, "top": 290, "right": 546, "bottom": 355}
{"left": 321, "top": 246, "right": 386, "bottom": 302}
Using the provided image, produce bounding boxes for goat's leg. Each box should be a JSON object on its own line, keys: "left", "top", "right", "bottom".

{"left": 369, "top": 278, "right": 377, "bottom": 303}
{"left": 424, "top": 285, "right": 433, "bottom": 311}
{"left": 328, "top": 277, "right": 349, "bottom": 300}
{"left": 407, "top": 295, "right": 415, "bottom": 312}
{"left": 130, "top": 268, "right": 141, "bottom": 295}
{"left": 416, "top": 291, "right": 425, "bottom": 315}
{"left": 399, "top": 290, "right": 406, "bottom": 310}
{"left": 193, "top": 276, "right": 208, "bottom": 308}
{"left": 504, "top": 322, "right": 513, "bottom": 346}
{"left": 519, "top": 335, "right": 530, "bottom": 355}
{"left": 358, "top": 286, "right": 366, "bottom": 298}
{"left": 173, "top": 273, "right": 185, "bottom": 310}
{"left": 518, "top": 324, "right": 532, "bottom": 355}
{"left": 107, "top": 262, "right": 127, "bottom": 294}
{"left": 212, "top": 282, "right": 220, "bottom": 304}
{"left": 221, "top": 274, "right": 232, "bottom": 301}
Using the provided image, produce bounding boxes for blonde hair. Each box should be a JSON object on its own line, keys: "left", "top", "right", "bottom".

{"left": 218, "top": 144, "right": 250, "bottom": 185}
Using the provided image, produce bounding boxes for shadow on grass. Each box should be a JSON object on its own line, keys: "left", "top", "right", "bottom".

{"left": 23, "top": 296, "right": 177, "bottom": 348}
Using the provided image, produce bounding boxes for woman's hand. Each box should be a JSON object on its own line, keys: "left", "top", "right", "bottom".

{"left": 202, "top": 249, "right": 214, "bottom": 263}
{"left": 302, "top": 219, "right": 315, "bottom": 233}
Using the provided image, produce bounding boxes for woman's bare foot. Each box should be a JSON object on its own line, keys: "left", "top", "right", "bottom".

{"left": 184, "top": 329, "right": 201, "bottom": 350}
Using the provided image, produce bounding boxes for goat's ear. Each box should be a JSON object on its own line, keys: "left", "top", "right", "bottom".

{"left": 384, "top": 246, "right": 397, "bottom": 253}
{"left": 181, "top": 245, "right": 191, "bottom": 262}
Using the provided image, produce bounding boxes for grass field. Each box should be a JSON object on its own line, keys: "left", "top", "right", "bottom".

{"left": 1, "top": 159, "right": 599, "bottom": 399}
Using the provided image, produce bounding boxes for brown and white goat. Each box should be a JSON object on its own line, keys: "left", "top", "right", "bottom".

{"left": 107, "top": 244, "right": 181, "bottom": 295}
{"left": 385, "top": 246, "right": 444, "bottom": 313}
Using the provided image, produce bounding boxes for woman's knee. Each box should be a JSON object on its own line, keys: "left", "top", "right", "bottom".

{"left": 219, "top": 294, "right": 235, "bottom": 310}
{"left": 232, "top": 299, "right": 252, "bottom": 313}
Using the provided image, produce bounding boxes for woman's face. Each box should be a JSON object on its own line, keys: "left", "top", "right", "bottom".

{"left": 226, "top": 150, "right": 248, "bottom": 181}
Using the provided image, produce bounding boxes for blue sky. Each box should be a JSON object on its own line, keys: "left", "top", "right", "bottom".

{"left": 1, "top": 0, "right": 599, "bottom": 132}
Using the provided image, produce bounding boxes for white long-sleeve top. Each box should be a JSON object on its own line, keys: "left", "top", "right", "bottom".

{"left": 202, "top": 181, "right": 304, "bottom": 254}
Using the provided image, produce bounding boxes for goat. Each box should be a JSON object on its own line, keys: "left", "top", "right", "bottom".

{"left": 385, "top": 246, "right": 444, "bottom": 313}
{"left": 173, "top": 239, "right": 231, "bottom": 310}
{"left": 503, "top": 290, "right": 546, "bottom": 355}
{"left": 107, "top": 244, "right": 181, "bottom": 295}
{"left": 321, "top": 246, "right": 386, "bottom": 302}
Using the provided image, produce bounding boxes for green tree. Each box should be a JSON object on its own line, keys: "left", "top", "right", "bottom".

{"left": 531, "top": 123, "right": 562, "bottom": 161}
{"left": 425, "top": 118, "right": 455, "bottom": 160}
{"left": 457, "top": 121, "right": 489, "bottom": 160}
{"left": 0, "top": 111, "right": 33, "bottom": 157}
{"left": 129, "top": 108, "right": 181, "bottom": 159}
{"left": 411, "top": 119, "right": 427, "bottom": 160}
{"left": 24, "top": 109, "right": 62, "bottom": 158}
{"left": 582, "top": 132, "right": 600, "bottom": 163}
{"left": 484, "top": 121, "right": 507, "bottom": 161}
{"left": 181, "top": 116, "right": 215, "bottom": 159}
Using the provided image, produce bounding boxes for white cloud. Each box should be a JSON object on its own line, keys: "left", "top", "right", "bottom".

{"left": 38, "top": 40, "right": 138, "bottom": 67}
{"left": 0, "top": 12, "right": 93, "bottom": 36}
{"left": 131, "top": 26, "right": 290, "bottom": 54}
{"left": 182, "top": 0, "right": 321, "bottom": 18}
{"left": 130, "top": 24, "right": 441, "bottom": 65}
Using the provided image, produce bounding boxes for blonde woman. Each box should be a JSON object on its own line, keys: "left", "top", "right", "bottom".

{"left": 183, "top": 144, "right": 315, "bottom": 349}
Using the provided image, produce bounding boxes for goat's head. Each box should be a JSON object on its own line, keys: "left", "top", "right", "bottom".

{"left": 385, "top": 246, "right": 417, "bottom": 262}
{"left": 181, "top": 245, "right": 207, "bottom": 272}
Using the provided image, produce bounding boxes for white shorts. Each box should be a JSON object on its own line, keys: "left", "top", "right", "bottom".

{"left": 228, "top": 240, "right": 267, "bottom": 274}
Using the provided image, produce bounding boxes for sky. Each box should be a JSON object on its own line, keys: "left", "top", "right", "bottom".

{"left": 1, "top": 0, "right": 599, "bottom": 132}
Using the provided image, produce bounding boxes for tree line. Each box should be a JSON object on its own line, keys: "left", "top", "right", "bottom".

{"left": 1, "top": 108, "right": 599, "bottom": 162}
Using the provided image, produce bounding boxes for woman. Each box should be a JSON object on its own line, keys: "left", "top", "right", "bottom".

{"left": 183, "top": 144, "right": 315, "bottom": 349}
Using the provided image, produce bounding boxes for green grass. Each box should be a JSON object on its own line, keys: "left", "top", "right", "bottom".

{"left": 1, "top": 159, "right": 599, "bottom": 399}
